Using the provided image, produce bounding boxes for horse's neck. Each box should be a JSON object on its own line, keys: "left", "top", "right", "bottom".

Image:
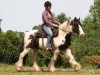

{"left": 59, "top": 21, "right": 67, "bottom": 34}
{"left": 58, "top": 29, "right": 67, "bottom": 38}
{"left": 56, "top": 21, "right": 72, "bottom": 39}
{"left": 59, "top": 21, "right": 68, "bottom": 29}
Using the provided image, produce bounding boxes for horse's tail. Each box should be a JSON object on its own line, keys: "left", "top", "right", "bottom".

{"left": 19, "top": 37, "right": 24, "bottom": 53}
{"left": 19, "top": 34, "right": 28, "bottom": 65}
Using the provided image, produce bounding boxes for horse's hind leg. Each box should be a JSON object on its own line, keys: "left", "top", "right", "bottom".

{"left": 32, "top": 49, "right": 41, "bottom": 72}
{"left": 64, "top": 48, "right": 81, "bottom": 71}
{"left": 15, "top": 48, "right": 30, "bottom": 71}
{"left": 49, "top": 49, "right": 60, "bottom": 72}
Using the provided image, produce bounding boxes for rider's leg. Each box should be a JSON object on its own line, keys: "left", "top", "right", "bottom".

{"left": 43, "top": 25, "right": 53, "bottom": 50}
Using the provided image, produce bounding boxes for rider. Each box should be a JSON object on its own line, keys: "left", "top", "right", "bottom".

{"left": 42, "top": 1, "right": 60, "bottom": 50}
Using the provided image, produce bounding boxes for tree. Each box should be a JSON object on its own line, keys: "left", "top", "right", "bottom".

{"left": 56, "top": 13, "right": 68, "bottom": 23}
{"left": 0, "top": 30, "right": 21, "bottom": 63}
{"left": 32, "top": 25, "right": 40, "bottom": 30}
{"left": 90, "top": 0, "right": 100, "bottom": 24}
{"left": 76, "top": 0, "right": 100, "bottom": 68}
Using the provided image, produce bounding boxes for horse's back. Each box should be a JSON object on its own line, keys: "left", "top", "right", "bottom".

{"left": 24, "top": 30, "right": 38, "bottom": 36}
{"left": 24, "top": 30, "right": 38, "bottom": 44}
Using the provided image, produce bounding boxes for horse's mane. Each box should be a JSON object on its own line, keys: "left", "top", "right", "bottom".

{"left": 60, "top": 21, "right": 68, "bottom": 29}
{"left": 61, "top": 21, "right": 68, "bottom": 26}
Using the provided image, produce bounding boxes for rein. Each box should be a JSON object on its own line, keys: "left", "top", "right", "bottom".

{"left": 59, "top": 27, "right": 70, "bottom": 33}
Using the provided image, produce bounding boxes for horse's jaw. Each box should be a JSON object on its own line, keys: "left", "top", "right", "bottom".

{"left": 68, "top": 25, "right": 73, "bottom": 32}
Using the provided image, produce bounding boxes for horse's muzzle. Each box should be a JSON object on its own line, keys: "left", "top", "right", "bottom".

{"left": 79, "top": 33, "right": 85, "bottom": 37}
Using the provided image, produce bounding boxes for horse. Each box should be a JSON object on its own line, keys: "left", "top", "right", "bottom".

{"left": 15, "top": 17, "right": 84, "bottom": 72}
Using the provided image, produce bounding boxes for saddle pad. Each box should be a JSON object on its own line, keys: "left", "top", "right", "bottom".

{"left": 36, "top": 29, "right": 59, "bottom": 38}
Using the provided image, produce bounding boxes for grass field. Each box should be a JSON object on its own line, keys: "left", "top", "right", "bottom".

{"left": 0, "top": 63, "right": 100, "bottom": 75}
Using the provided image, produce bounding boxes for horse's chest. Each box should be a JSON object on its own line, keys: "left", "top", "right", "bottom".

{"left": 54, "top": 37, "right": 65, "bottom": 46}
{"left": 58, "top": 32, "right": 72, "bottom": 51}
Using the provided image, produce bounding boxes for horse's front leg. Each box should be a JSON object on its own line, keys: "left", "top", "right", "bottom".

{"left": 49, "top": 49, "right": 60, "bottom": 72}
{"left": 32, "top": 49, "right": 41, "bottom": 72}
{"left": 64, "top": 48, "right": 81, "bottom": 71}
{"left": 15, "top": 48, "right": 30, "bottom": 71}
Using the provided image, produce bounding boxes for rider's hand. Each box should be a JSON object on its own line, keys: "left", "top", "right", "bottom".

{"left": 53, "top": 24, "right": 59, "bottom": 28}
{"left": 58, "top": 22, "right": 61, "bottom": 25}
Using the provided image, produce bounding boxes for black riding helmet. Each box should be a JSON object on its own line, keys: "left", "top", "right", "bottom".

{"left": 44, "top": 1, "right": 52, "bottom": 8}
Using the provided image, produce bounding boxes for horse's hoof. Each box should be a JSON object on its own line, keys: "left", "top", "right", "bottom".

{"left": 14, "top": 64, "right": 21, "bottom": 72}
{"left": 14, "top": 66, "right": 21, "bottom": 72}
{"left": 50, "top": 67, "right": 56, "bottom": 72}
{"left": 73, "top": 63, "right": 81, "bottom": 72}
{"left": 32, "top": 67, "right": 41, "bottom": 72}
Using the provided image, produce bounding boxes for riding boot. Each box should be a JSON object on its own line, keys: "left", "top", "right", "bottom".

{"left": 46, "top": 44, "right": 52, "bottom": 50}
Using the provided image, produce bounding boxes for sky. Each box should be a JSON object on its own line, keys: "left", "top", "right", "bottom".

{"left": 0, "top": 0, "right": 94, "bottom": 32}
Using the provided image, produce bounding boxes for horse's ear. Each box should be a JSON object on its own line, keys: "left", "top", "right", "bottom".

{"left": 74, "top": 17, "right": 77, "bottom": 20}
{"left": 70, "top": 21, "right": 73, "bottom": 25}
{"left": 79, "top": 17, "right": 80, "bottom": 20}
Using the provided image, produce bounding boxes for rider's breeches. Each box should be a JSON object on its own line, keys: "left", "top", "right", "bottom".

{"left": 43, "top": 25, "right": 53, "bottom": 47}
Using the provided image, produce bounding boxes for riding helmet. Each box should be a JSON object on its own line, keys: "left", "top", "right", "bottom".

{"left": 44, "top": 1, "right": 52, "bottom": 8}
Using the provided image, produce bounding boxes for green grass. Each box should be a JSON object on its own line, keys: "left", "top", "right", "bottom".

{"left": 0, "top": 63, "right": 100, "bottom": 75}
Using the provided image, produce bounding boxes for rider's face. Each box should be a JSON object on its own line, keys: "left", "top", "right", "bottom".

{"left": 48, "top": 6, "right": 51, "bottom": 10}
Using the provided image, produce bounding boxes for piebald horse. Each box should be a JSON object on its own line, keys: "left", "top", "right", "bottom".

{"left": 15, "top": 17, "right": 84, "bottom": 72}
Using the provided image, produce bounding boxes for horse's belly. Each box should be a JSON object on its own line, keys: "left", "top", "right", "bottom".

{"left": 38, "top": 37, "right": 65, "bottom": 49}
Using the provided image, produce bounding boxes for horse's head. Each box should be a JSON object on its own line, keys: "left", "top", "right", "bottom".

{"left": 70, "top": 17, "right": 84, "bottom": 36}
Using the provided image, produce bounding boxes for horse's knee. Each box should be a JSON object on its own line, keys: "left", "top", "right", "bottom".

{"left": 55, "top": 50, "right": 60, "bottom": 54}
{"left": 20, "top": 49, "right": 30, "bottom": 58}
{"left": 53, "top": 50, "right": 59, "bottom": 60}
{"left": 65, "top": 49, "right": 73, "bottom": 58}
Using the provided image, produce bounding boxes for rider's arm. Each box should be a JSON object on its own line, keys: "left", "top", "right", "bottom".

{"left": 42, "top": 11, "right": 59, "bottom": 28}
{"left": 51, "top": 15, "right": 60, "bottom": 25}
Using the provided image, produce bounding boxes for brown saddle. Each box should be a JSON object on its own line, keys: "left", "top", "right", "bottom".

{"left": 33, "top": 25, "right": 58, "bottom": 51}
{"left": 35, "top": 25, "right": 59, "bottom": 38}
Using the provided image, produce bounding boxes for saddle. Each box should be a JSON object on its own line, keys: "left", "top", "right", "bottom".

{"left": 34, "top": 24, "right": 58, "bottom": 51}
{"left": 35, "top": 25, "right": 59, "bottom": 38}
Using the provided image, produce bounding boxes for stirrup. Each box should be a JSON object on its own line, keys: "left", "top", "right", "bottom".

{"left": 46, "top": 46, "right": 52, "bottom": 50}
